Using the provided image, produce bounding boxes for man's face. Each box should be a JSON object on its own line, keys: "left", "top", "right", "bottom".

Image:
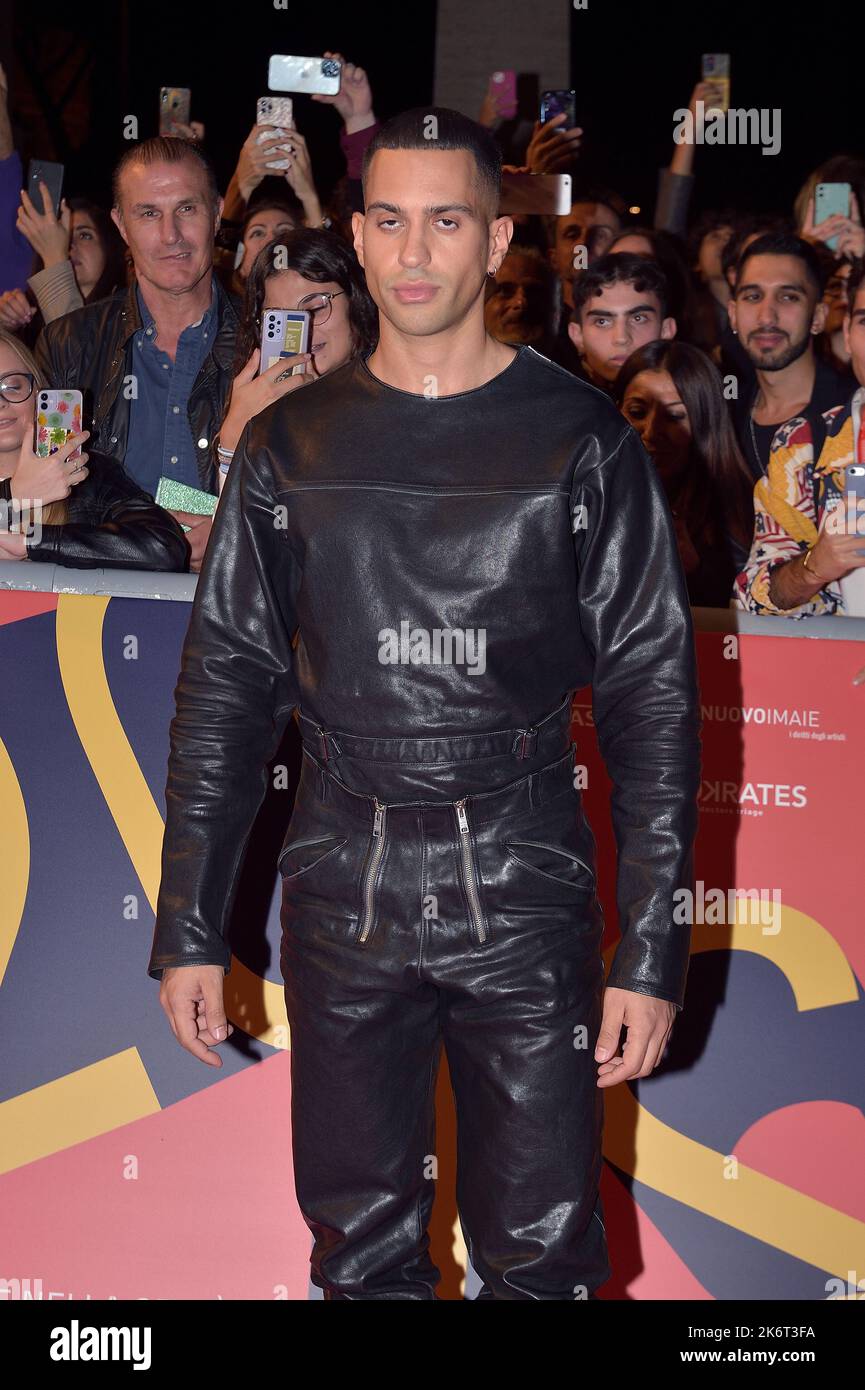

{"left": 550, "top": 201, "right": 621, "bottom": 282}
{"left": 843, "top": 283, "right": 865, "bottom": 386}
{"left": 484, "top": 251, "right": 555, "bottom": 345}
{"left": 568, "top": 281, "right": 676, "bottom": 385}
{"left": 352, "top": 148, "right": 511, "bottom": 345}
{"left": 728, "top": 253, "right": 827, "bottom": 371}
{"left": 111, "top": 158, "right": 221, "bottom": 296}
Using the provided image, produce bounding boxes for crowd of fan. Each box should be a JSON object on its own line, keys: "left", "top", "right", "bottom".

{"left": 1, "top": 56, "right": 864, "bottom": 618}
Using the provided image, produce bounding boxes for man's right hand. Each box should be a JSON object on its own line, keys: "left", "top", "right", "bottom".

{"left": 159, "top": 964, "right": 234, "bottom": 1067}
{"left": 809, "top": 498, "right": 865, "bottom": 583}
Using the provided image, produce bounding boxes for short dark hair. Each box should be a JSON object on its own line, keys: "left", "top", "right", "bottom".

{"left": 361, "top": 106, "right": 502, "bottom": 221}
{"left": 112, "top": 136, "right": 220, "bottom": 211}
{"left": 734, "top": 231, "right": 826, "bottom": 297}
{"left": 608, "top": 226, "right": 691, "bottom": 325}
{"left": 720, "top": 215, "right": 793, "bottom": 284}
{"left": 571, "top": 252, "right": 670, "bottom": 324}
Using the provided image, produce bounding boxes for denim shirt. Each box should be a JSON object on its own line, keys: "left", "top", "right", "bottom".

{"left": 124, "top": 282, "right": 218, "bottom": 498}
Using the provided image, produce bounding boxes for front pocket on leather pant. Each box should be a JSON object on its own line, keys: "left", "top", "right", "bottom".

{"left": 278, "top": 834, "right": 348, "bottom": 880}
{"left": 503, "top": 839, "right": 595, "bottom": 893}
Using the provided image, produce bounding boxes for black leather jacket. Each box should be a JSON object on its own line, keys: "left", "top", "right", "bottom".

{"left": 1, "top": 449, "right": 190, "bottom": 571}
{"left": 34, "top": 276, "right": 240, "bottom": 495}
{"left": 148, "top": 345, "right": 703, "bottom": 1008}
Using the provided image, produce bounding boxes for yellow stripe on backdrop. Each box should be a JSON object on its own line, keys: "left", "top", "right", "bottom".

{"left": 0, "top": 1050, "right": 160, "bottom": 1175}
{"left": 602, "top": 910, "right": 864, "bottom": 1286}
{"left": 54, "top": 593, "right": 289, "bottom": 1046}
{"left": 0, "top": 734, "right": 29, "bottom": 987}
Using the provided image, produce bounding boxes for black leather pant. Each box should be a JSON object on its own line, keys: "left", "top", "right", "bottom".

{"left": 278, "top": 695, "right": 611, "bottom": 1300}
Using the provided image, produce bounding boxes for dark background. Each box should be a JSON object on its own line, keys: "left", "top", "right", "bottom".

{"left": 0, "top": 0, "right": 860, "bottom": 224}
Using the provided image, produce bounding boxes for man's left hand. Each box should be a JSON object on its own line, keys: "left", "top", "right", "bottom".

{"left": 594, "top": 986, "right": 676, "bottom": 1087}
{"left": 167, "top": 510, "right": 214, "bottom": 572}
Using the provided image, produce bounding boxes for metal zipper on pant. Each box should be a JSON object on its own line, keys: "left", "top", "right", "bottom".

{"left": 454, "top": 798, "right": 488, "bottom": 944}
{"left": 357, "top": 798, "right": 387, "bottom": 944}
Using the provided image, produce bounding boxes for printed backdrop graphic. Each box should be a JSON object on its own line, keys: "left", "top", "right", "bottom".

{"left": 0, "top": 589, "right": 862, "bottom": 1301}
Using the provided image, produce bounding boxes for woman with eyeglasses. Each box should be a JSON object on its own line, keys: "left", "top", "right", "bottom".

{"left": 213, "top": 227, "right": 378, "bottom": 494}
{"left": 0, "top": 329, "right": 189, "bottom": 571}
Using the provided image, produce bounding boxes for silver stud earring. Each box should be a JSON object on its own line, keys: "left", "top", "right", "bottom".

{"left": 487, "top": 266, "right": 497, "bottom": 278}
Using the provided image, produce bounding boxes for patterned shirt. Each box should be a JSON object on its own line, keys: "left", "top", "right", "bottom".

{"left": 732, "top": 388, "right": 864, "bottom": 617}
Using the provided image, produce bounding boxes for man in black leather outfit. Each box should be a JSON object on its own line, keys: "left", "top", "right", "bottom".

{"left": 148, "top": 107, "right": 702, "bottom": 1301}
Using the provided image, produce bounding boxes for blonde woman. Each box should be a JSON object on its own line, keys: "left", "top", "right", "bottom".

{"left": 0, "top": 330, "right": 188, "bottom": 571}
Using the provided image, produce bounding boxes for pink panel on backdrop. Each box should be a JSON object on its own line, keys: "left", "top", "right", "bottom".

{"left": 0, "top": 1052, "right": 310, "bottom": 1300}
{"left": 735, "top": 1101, "right": 865, "bottom": 1223}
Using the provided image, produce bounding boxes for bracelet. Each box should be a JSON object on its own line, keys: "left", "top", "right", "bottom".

{"left": 801, "top": 543, "right": 825, "bottom": 581}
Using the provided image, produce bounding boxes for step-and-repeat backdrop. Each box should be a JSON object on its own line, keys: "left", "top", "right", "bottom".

{"left": 1, "top": 587, "right": 863, "bottom": 1301}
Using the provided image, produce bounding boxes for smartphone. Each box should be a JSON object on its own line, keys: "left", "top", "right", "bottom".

{"left": 26, "top": 159, "right": 64, "bottom": 217}
{"left": 260, "top": 309, "right": 311, "bottom": 376}
{"left": 159, "top": 87, "right": 191, "bottom": 135}
{"left": 540, "top": 90, "right": 576, "bottom": 128}
{"left": 256, "top": 96, "right": 295, "bottom": 170}
{"left": 701, "top": 54, "right": 730, "bottom": 113}
{"left": 844, "top": 463, "right": 865, "bottom": 504}
{"left": 489, "top": 70, "right": 517, "bottom": 120}
{"left": 499, "top": 172, "right": 572, "bottom": 216}
{"left": 35, "top": 389, "right": 83, "bottom": 461}
{"left": 257, "top": 95, "right": 294, "bottom": 128}
{"left": 815, "top": 182, "right": 852, "bottom": 251}
{"left": 267, "top": 55, "right": 341, "bottom": 96}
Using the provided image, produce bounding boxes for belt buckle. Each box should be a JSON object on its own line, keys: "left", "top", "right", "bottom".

{"left": 514, "top": 725, "right": 538, "bottom": 760}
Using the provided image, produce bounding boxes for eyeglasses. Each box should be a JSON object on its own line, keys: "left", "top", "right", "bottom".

{"left": 0, "top": 371, "right": 36, "bottom": 403}
{"left": 258, "top": 291, "right": 347, "bottom": 329}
